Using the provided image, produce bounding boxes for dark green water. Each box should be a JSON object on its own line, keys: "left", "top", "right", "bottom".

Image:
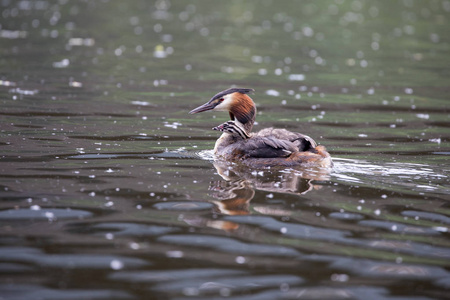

{"left": 1, "top": 1, "right": 449, "bottom": 299}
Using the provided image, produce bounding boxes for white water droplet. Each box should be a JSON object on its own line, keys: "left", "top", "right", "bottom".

{"left": 110, "top": 259, "right": 124, "bottom": 270}
{"left": 235, "top": 256, "right": 246, "bottom": 264}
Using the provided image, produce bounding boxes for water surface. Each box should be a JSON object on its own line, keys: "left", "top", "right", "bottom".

{"left": 1, "top": 1, "right": 449, "bottom": 299}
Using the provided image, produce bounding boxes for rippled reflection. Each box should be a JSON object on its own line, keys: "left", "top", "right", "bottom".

{"left": 207, "top": 160, "right": 330, "bottom": 217}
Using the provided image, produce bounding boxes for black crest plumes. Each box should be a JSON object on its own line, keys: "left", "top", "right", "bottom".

{"left": 211, "top": 88, "right": 254, "bottom": 101}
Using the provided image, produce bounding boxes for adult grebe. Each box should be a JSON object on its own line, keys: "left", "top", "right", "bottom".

{"left": 189, "top": 88, "right": 332, "bottom": 168}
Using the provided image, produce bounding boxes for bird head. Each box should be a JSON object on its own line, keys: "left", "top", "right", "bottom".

{"left": 189, "top": 88, "right": 256, "bottom": 132}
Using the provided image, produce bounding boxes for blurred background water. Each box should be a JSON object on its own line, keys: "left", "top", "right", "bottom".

{"left": 0, "top": 1, "right": 449, "bottom": 299}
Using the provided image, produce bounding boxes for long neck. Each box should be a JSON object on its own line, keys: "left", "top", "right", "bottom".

{"left": 214, "top": 132, "right": 238, "bottom": 154}
{"left": 228, "top": 94, "right": 256, "bottom": 134}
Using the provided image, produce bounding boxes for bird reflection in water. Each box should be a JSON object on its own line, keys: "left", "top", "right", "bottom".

{"left": 182, "top": 161, "right": 331, "bottom": 231}
{"left": 190, "top": 160, "right": 330, "bottom": 230}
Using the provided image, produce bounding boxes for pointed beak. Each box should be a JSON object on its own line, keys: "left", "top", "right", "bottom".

{"left": 189, "top": 101, "right": 216, "bottom": 114}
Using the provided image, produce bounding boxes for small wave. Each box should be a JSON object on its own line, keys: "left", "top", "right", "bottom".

{"left": 195, "top": 149, "right": 215, "bottom": 161}
{"left": 332, "top": 158, "right": 446, "bottom": 177}
{"left": 66, "top": 149, "right": 204, "bottom": 160}
{"left": 331, "top": 157, "right": 448, "bottom": 194}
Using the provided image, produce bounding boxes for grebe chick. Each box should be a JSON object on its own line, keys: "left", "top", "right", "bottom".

{"left": 190, "top": 88, "right": 332, "bottom": 168}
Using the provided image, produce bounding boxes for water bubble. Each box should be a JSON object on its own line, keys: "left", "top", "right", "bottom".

{"left": 416, "top": 114, "right": 429, "bottom": 120}
{"left": 429, "top": 138, "right": 441, "bottom": 144}
{"left": 114, "top": 48, "right": 123, "bottom": 56}
{"left": 404, "top": 25, "right": 415, "bottom": 35}
{"left": 129, "top": 16, "right": 139, "bottom": 26}
{"left": 331, "top": 273, "right": 349, "bottom": 282}
{"left": 288, "top": 74, "right": 305, "bottom": 81}
{"left": 166, "top": 250, "right": 184, "bottom": 258}
{"left": 44, "top": 212, "right": 55, "bottom": 220}
{"left": 315, "top": 56, "right": 324, "bottom": 65}
{"left": 302, "top": 26, "right": 314, "bottom": 37}
{"left": 110, "top": 259, "right": 124, "bottom": 270}
{"left": 68, "top": 38, "right": 95, "bottom": 46}
{"left": 199, "top": 27, "right": 209, "bottom": 36}
{"left": 266, "top": 89, "right": 280, "bottom": 97}
{"left": 53, "top": 58, "right": 70, "bottom": 68}
{"left": 284, "top": 22, "right": 293, "bottom": 32}
{"left": 32, "top": 19, "right": 40, "bottom": 28}
{"left": 30, "top": 205, "right": 41, "bottom": 211}
{"left": 179, "top": 11, "right": 189, "bottom": 21}
{"left": 430, "top": 33, "right": 440, "bottom": 43}
{"left": 69, "top": 81, "right": 82, "bottom": 88}
{"left": 129, "top": 242, "right": 140, "bottom": 250}
{"left": 235, "top": 256, "right": 246, "bottom": 264}
{"left": 371, "top": 42, "right": 379, "bottom": 50}
{"left": 154, "top": 23, "right": 163, "bottom": 33}
{"left": 433, "top": 226, "right": 448, "bottom": 232}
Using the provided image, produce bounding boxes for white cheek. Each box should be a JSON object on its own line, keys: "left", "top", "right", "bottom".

{"left": 214, "top": 102, "right": 229, "bottom": 111}
{"left": 213, "top": 95, "right": 232, "bottom": 112}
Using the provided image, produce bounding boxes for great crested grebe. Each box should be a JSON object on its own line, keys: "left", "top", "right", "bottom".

{"left": 189, "top": 88, "right": 332, "bottom": 168}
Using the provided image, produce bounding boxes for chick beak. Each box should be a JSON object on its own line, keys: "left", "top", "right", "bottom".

{"left": 189, "top": 100, "right": 216, "bottom": 114}
{"left": 212, "top": 124, "right": 224, "bottom": 131}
